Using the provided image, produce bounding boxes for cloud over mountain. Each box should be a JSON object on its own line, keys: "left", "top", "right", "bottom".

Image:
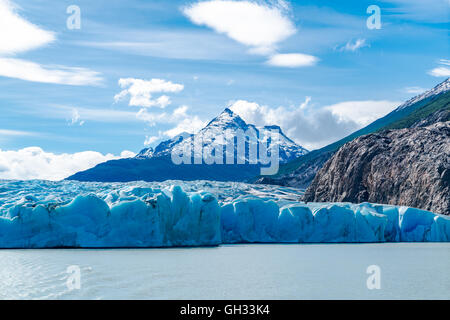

{"left": 229, "top": 98, "right": 400, "bottom": 150}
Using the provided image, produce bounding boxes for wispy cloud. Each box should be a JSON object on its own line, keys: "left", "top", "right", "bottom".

{"left": 379, "top": 0, "right": 450, "bottom": 23}
{"left": 0, "top": 129, "right": 34, "bottom": 136}
{"left": 75, "top": 29, "right": 244, "bottom": 61}
{"left": 428, "top": 59, "right": 450, "bottom": 77}
{"left": 0, "top": 58, "right": 103, "bottom": 86}
{"left": 0, "top": 0, "right": 102, "bottom": 86}
{"left": 20, "top": 104, "right": 139, "bottom": 124}
{"left": 403, "top": 86, "right": 426, "bottom": 95}
{"left": 337, "top": 38, "right": 368, "bottom": 52}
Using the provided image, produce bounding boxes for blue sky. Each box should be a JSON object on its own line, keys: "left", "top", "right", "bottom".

{"left": 0, "top": 0, "right": 448, "bottom": 179}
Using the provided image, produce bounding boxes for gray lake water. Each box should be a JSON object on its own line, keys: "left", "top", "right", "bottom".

{"left": 0, "top": 243, "right": 449, "bottom": 300}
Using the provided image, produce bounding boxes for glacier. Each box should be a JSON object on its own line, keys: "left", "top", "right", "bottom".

{"left": 0, "top": 180, "right": 448, "bottom": 248}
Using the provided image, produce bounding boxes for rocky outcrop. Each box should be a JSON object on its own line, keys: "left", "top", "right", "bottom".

{"left": 411, "top": 108, "right": 450, "bottom": 128}
{"left": 304, "top": 122, "right": 450, "bottom": 215}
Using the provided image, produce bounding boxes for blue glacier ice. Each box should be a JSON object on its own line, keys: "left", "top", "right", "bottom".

{"left": 0, "top": 180, "right": 448, "bottom": 248}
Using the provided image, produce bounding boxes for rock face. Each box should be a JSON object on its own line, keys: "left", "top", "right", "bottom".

{"left": 258, "top": 79, "right": 450, "bottom": 189}
{"left": 304, "top": 122, "right": 450, "bottom": 215}
{"left": 410, "top": 108, "right": 450, "bottom": 128}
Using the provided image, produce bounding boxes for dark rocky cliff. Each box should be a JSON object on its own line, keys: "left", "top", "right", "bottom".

{"left": 304, "top": 121, "right": 450, "bottom": 215}
{"left": 257, "top": 80, "right": 449, "bottom": 189}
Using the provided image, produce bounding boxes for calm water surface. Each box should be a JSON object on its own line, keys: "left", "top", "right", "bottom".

{"left": 0, "top": 243, "right": 448, "bottom": 300}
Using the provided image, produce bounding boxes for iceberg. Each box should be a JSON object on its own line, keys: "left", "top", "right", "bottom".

{"left": 0, "top": 180, "right": 448, "bottom": 248}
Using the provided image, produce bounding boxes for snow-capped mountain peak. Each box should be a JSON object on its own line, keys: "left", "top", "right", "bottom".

{"left": 205, "top": 107, "right": 247, "bottom": 130}
{"left": 136, "top": 108, "right": 308, "bottom": 163}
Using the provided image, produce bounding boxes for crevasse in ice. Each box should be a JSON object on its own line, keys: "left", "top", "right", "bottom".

{"left": 0, "top": 180, "right": 448, "bottom": 248}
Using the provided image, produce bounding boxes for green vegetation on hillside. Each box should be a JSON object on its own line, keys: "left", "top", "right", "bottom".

{"left": 266, "top": 90, "right": 450, "bottom": 179}
{"left": 383, "top": 91, "right": 450, "bottom": 130}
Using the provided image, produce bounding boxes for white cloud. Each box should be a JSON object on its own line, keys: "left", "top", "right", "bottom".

{"left": 183, "top": 0, "right": 295, "bottom": 53}
{"left": 0, "top": 0, "right": 55, "bottom": 55}
{"left": 229, "top": 100, "right": 263, "bottom": 123}
{"left": 267, "top": 53, "right": 318, "bottom": 68}
{"left": 173, "top": 105, "right": 189, "bottom": 117}
{"left": 69, "top": 109, "right": 84, "bottom": 126}
{"left": 23, "top": 104, "right": 140, "bottom": 124}
{"left": 404, "top": 86, "right": 426, "bottom": 95}
{"left": 183, "top": 0, "right": 316, "bottom": 67}
{"left": 76, "top": 29, "right": 244, "bottom": 61}
{"left": 338, "top": 38, "right": 368, "bottom": 52}
{"left": 114, "top": 78, "right": 184, "bottom": 108}
{"left": 144, "top": 135, "right": 161, "bottom": 146}
{"left": 136, "top": 105, "right": 206, "bottom": 142}
{"left": 324, "top": 100, "right": 401, "bottom": 126}
{"left": 0, "top": 1, "right": 102, "bottom": 86}
{"left": 429, "top": 67, "right": 450, "bottom": 77}
{"left": 0, "top": 147, "right": 135, "bottom": 181}
{"left": 229, "top": 98, "right": 400, "bottom": 150}
{"left": 136, "top": 108, "right": 171, "bottom": 125}
{"left": 379, "top": 0, "right": 449, "bottom": 23}
{"left": 164, "top": 116, "right": 205, "bottom": 138}
{"left": 428, "top": 59, "right": 450, "bottom": 77}
{"left": 0, "top": 128, "right": 37, "bottom": 144}
{"left": 300, "top": 96, "right": 311, "bottom": 109}
{"left": 0, "top": 57, "right": 103, "bottom": 87}
{"left": 0, "top": 129, "right": 33, "bottom": 136}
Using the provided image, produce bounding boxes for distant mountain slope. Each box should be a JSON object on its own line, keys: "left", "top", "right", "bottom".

{"left": 67, "top": 156, "right": 262, "bottom": 182}
{"left": 67, "top": 108, "right": 308, "bottom": 182}
{"left": 256, "top": 79, "right": 450, "bottom": 188}
{"left": 304, "top": 120, "right": 450, "bottom": 215}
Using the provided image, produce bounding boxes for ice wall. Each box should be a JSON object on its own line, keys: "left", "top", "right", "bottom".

{"left": 221, "top": 200, "right": 450, "bottom": 243}
{"left": 0, "top": 183, "right": 448, "bottom": 248}
{"left": 0, "top": 186, "right": 221, "bottom": 248}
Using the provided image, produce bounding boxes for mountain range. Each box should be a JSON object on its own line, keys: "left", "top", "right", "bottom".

{"left": 68, "top": 77, "right": 450, "bottom": 212}
{"left": 67, "top": 108, "right": 308, "bottom": 182}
